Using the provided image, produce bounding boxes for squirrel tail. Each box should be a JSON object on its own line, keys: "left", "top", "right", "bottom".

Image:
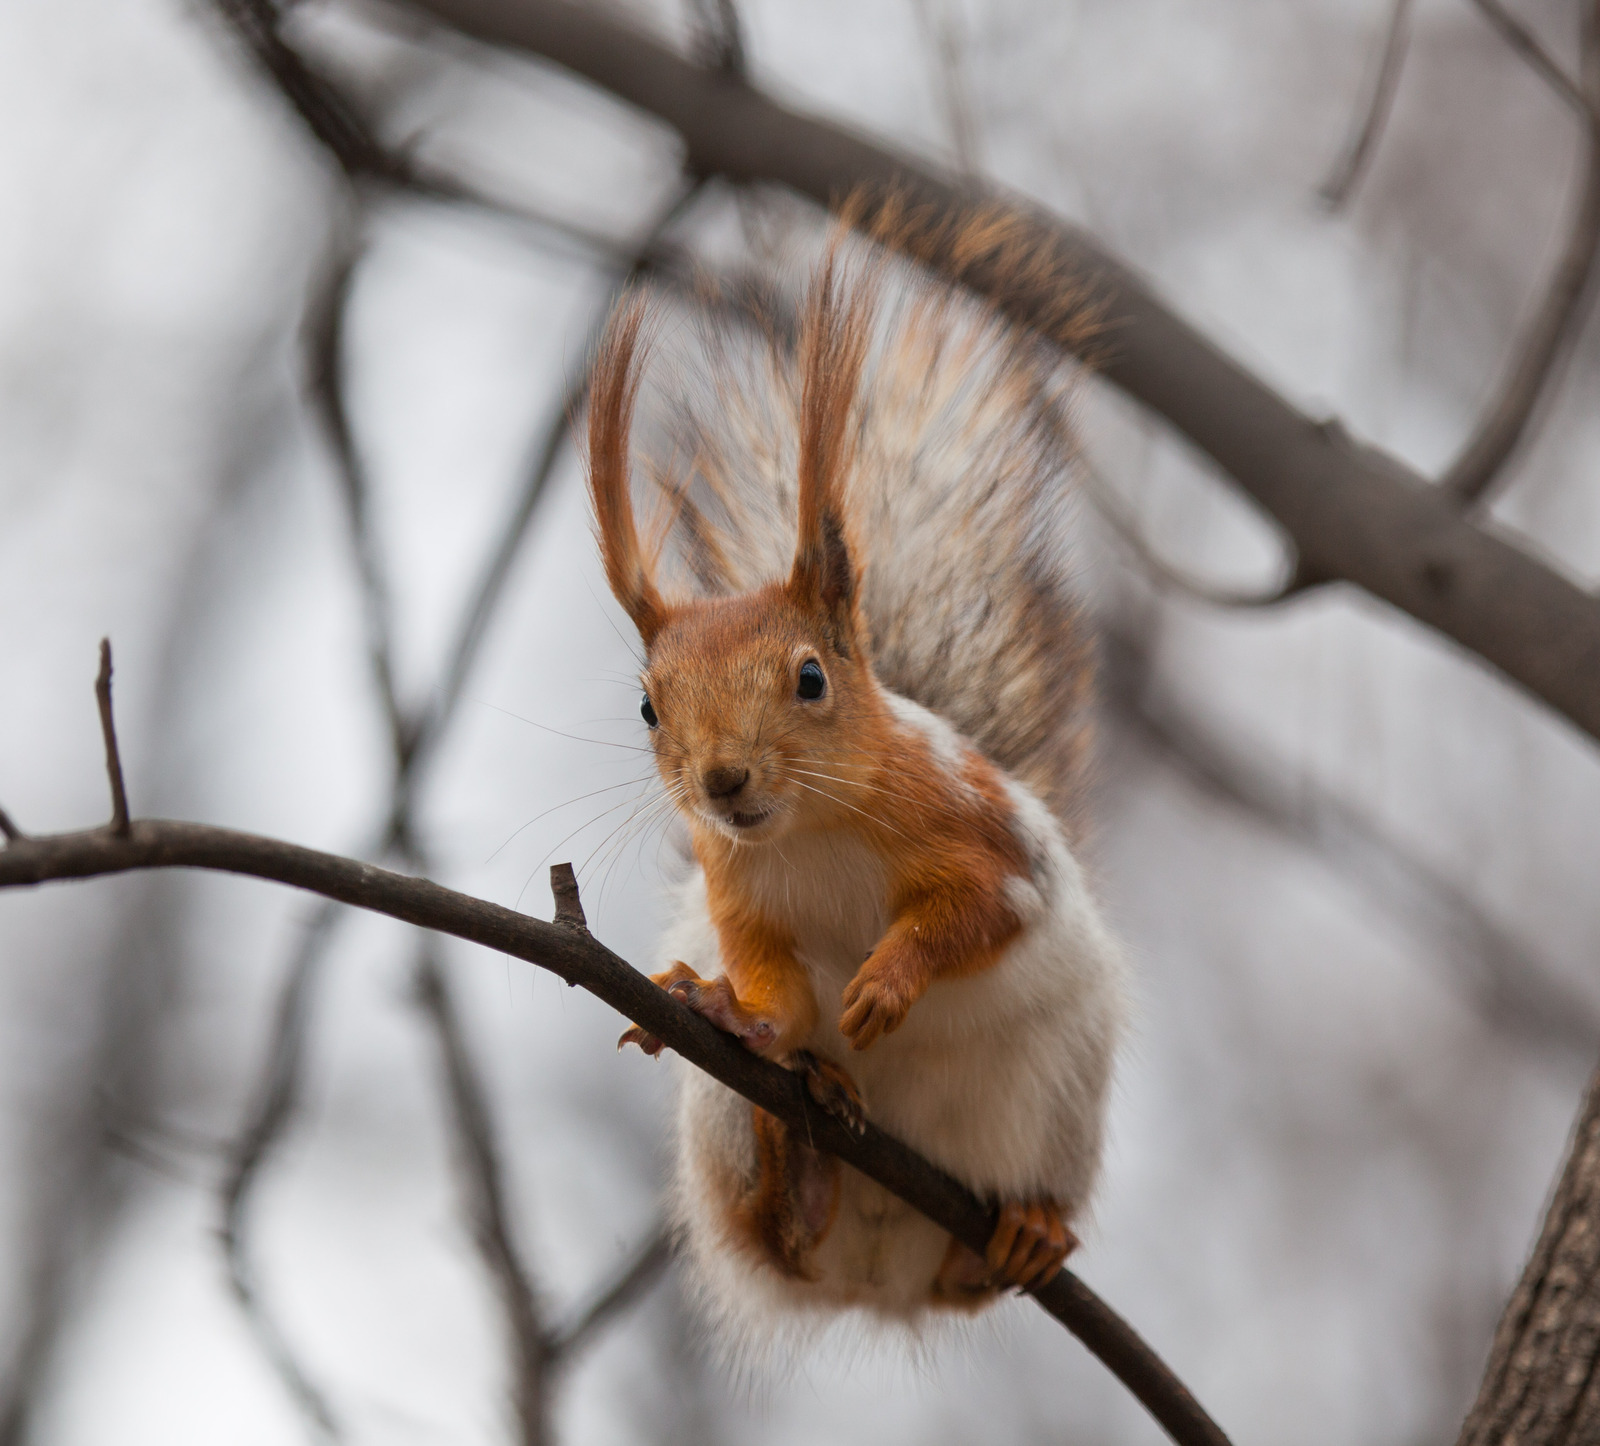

{"left": 626, "top": 226, "right": 1098, "bottom": 838}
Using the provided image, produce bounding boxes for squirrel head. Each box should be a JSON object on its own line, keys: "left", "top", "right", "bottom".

{"left": 587, "top": 256, "right": 883, "bottom": 843}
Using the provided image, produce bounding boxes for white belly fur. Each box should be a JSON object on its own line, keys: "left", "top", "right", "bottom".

{"left": 660, "top": 696, "right": 1128, "bottom": 1334}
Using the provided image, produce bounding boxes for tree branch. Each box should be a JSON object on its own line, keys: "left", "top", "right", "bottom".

{"left": 93, "top": 639, "right": 131, "bottom": 837}
{"left": 1319, "top": 0, "right": 1415, "bottom": 210}
{"left": 548, "top": 1229, "right": 672, "bottom": 1364}
{"left": 413, "top": 942, "right": 553, "bottom": 1444}
{"left": 0, "top": 814, "right": 1230, "bottom": 1446}
{"left": 1455, "top": 1059, "right": 1600, "bottom": 1444}
{"left": 1467, "top": 0, "right": 1591, "bottom": 118}
{"left": 391, "top": 0, "right": 1600, "bottom": 750}
{"left": 1444, "top": 4, "right": 1600, "bottom": 504}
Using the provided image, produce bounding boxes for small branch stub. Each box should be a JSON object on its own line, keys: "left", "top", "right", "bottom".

{"left": 95, "top": 639, "right": 131, "bottom": 837}
{"left": 0, "top": 806, "right": 22, "bottom": 843}
{"left": 549, "top": 863, "right": 588, "bottom": 932}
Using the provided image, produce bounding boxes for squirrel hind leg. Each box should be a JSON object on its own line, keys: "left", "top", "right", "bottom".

{"left": 735, "top": 1106, "right": 840, "bottom": 1280}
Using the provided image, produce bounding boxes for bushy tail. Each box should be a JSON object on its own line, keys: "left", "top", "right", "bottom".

{"left": 628, "top": 242, "right": 1097, "bottom": 839}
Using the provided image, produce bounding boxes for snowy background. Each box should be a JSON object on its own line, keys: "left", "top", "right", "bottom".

{"left": 2, "top": 0, "right": 1599, "bottom": 1442}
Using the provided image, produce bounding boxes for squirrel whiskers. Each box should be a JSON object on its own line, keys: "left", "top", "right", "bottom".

{"left": 588, "top": 232, "right": 1127, "bottom": 1344}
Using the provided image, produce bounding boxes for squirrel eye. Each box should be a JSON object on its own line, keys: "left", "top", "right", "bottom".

{"left": 640, "top": 693, "right": 659, "bottom": 729}
{"left": 796, "top": 660, "right": 826, "bottom": 701}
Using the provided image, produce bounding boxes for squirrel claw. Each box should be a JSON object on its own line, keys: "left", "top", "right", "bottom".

{"left": 793, "top": 1050, "right": 866, "bottom": 1134}
{"left": 985, "top": 1199, "right": 1078, "bottom": 1290}
{"left": 617, "top": 1023, "right": 664, "bottom": 1056}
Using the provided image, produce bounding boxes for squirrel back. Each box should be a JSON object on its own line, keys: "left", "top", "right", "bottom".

{"left": 633, "top": 246, "right": 1097, "bottom": 840}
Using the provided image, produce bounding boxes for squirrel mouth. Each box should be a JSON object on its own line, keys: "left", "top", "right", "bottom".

{"left": 725, "top": 808, "right": 772, "bottom": 831}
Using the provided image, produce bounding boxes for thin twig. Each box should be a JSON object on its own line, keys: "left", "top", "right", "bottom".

{"left": 1319, "top": 0, "right": 1415, "bottom": 209}
{"left": 218, "top": 892, "right": 348, "bottom": 1439}
{"left": 1445, "top": 7, "right": 1600, "bottom": 504}
{"left": 93, "top": 640, "right": 130, "bottom": 837}
{"left": 0, "top": 807, "right": 22, "bottom": 843}
{"left": 1467, "top": 0, "right": 1591, "bottom": 117}
{"left": 0, "top": 820, "right": 1234, "bottom": 1446}
{"left": 413, "top": 942, "right": 552, "bottom": 1446}
{"left": 209, "top": 0, "right": 639, "bottom": 267}
{"left": 549, "top": 861, "right": 588, "bottom": 932}
{"left": 303, "top": 227, "right": 413, "bottom": 766}
{"left": 550, "top": 1230, "right": 673, "bottom": 1363}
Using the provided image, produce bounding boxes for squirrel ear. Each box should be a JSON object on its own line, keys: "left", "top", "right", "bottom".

{"left": 588, "top": 293, "right": 667, "bottom": 647}
{"left": 789, "top": 249, "right": 869, "bottom": 648}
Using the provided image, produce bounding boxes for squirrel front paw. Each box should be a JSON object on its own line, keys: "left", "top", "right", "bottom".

{"left": 618, "top": 963, "right": 784, "bottom": 1057}
{"left": 838, "top": 952, "right": 925, "bottom": 1050}
{"left": 618, "top": 961, "right": 702, "bottom": 1055}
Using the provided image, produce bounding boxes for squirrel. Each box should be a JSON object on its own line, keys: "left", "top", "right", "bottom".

{"left": 587, "top": 231, "right": 1127, "bottom": 1334}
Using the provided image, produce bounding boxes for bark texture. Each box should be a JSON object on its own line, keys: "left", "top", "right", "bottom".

{"left": 1459, "top": 1065, "right": 1600, "bottom": 1446}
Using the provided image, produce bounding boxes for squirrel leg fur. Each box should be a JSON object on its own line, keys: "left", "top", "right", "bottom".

{"left": 839, "top": 871, "right": 1025, "bottom": 1050}
{"left": 734, "top": 1106, "right": 841, "bottom": 1279}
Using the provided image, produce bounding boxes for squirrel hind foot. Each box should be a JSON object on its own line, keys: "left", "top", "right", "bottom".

{"left": 986, "top": 1199, "right": 1078, "bottom": 1290}
{"left": 930, "top": 1200, "right": 1078, "bottom": 1307}
{"left": 791, "top": 1049, "right": 866, "bottom": 1135}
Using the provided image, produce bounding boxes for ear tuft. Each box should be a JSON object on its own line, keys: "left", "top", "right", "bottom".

{"left": 587, "top": 292, "right": 667, "bottom": 646}
{"left": 790, "top": 246, "right": 872, "bottom": 642}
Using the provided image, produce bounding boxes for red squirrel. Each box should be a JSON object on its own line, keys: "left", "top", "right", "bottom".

{"left": 590, "top": 240, "right": 1126, "bottom": 1329}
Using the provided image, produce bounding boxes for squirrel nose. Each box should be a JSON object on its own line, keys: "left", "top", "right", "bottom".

{"left": 703, "top": 766, "right": 749, "bottom": 799}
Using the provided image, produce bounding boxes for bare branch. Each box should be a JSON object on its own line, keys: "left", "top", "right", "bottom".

{"left": 1319, "top": 0, "right": 1414, "bottom": 209}
{"left": 1455, "top": 1059, "right": 1600, "bottom": 1444}
{"left": 0, "top": 807, "right": 22, "bottom": 843}
{"left": 0, "top": 813, "right": 1232, "bottom": 1446}
{"left": 211, "top": 0, "right": 399, "bottom": 181}
{"left": 548, "top": 861, "right": 588, "bottom": 932}
{"left": 219, "top": 891, "right": 347, "bottom": 1440}
{"left": 1445, "top": 7, "right": 1600, "bottom": 504}
{"left": 413, "top": 943, "right": 552, "bottom": 1445}
{"left": 303, "top": 229, "right": 413, "bottom": 766}
{"left": 93, "top": 640, "right": 130, "bottom": 838}
{"left": 550, "top": 1229, "right": 673, "bottom": 1364}
{"left": 396, "top": 0, "right": 1600, "bottom": 751}
{"left": 1467, "top": 0, "right": 1591, "bottom": 118}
